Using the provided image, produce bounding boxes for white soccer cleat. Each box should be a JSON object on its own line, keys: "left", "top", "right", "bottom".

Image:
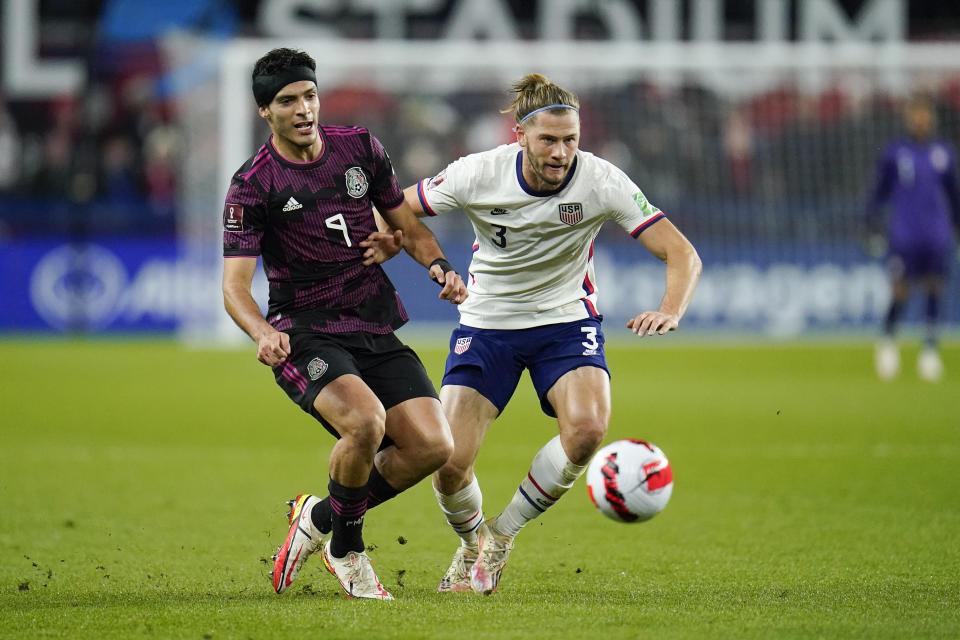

{"left": 917, "top": 348, "right": 944, "bottom": 382}
{"left": 469, "top": 520, "right": 514, "bottom": 595}
{"left": 321, "top": 541, "right": 393, "bottom": 600}
{"left": 874, "top": 339, "right": 900, "bottom": 381}
{"left": 437, "top": 545, "right": 478, "bottom": 593}
{"left": 271, "top": 494, "right": 325, "bottom": 594}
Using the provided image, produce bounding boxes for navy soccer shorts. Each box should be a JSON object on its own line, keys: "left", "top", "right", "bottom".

{"left": 441, "top": 318, "right": 611, "bottom": 418}
{"left": 273, "top": 330, "right": 438, "bottom": 443}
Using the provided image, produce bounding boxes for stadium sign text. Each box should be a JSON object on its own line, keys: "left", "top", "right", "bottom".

{"left": 259, "top": 0, "right": 905, "bottom": 43}
{"left": 2, "top": 0, "right": 907, "bottom": 98}
{"left": 6, "top": 237, "right": 956, "bottom": 337}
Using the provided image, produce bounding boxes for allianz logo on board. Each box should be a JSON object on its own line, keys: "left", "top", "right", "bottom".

{"left": 28, "top": 244, "right": 226, "bottom": 330}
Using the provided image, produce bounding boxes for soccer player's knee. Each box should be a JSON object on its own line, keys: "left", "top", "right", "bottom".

{"left": 422, "top": 433, "right": 454, "bottom": 472}
{"left": 435, "top": 459, "right": 471, "bottom": 492}
{"left": 565, "top": 416, "right": 608, "bottom": 462}
{"left": 416, "top": 420, "right": 454, "bottom": 469}
{"left": 340, "top": 408, "right": 386, "bottom": 452}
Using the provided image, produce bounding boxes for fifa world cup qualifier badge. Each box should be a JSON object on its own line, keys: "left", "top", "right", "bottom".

{"left": 427, "top": 169, "right": 447, "bottom": 190}
{"left": 345, "top": 167, "right": 369, "bottom": 198}
{"left": 223, "top": 203, "right": 244, "bottom": 231}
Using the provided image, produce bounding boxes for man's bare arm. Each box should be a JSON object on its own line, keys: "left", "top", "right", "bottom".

{"left": 222, "top": 256, "right": 291, "bottom": 365}
{"left": 627, "top": 219, "right": 702, "bottom": 336}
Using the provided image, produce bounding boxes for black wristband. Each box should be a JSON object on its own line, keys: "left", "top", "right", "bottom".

{"left": 429, "top": 257, "right": 455, "bottom": 285}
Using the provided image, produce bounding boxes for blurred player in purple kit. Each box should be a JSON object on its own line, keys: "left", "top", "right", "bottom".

{"left": 221, "top": 48, "right": 466, "bottom": 600}
{"left": 866, "top": 97, "right": 960, "bottom": 381}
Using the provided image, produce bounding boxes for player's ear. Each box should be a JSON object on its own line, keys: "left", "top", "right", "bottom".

{"left": 515, "top": 124, "right": 526, "bottom": 147}
{"left": 258, "top": 105, "right": 272, "bottom": 122}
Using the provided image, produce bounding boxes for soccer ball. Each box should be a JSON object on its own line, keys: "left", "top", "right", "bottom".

{"left": 586, "top": 439, "right": 673, "bottom": 523}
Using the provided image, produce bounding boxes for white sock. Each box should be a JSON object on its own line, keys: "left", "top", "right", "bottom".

{"left": 494, "top": 435, "right": 587, "bottom": 538}
{"left": 434, "top": 477, "right": 484, "bottom": 550}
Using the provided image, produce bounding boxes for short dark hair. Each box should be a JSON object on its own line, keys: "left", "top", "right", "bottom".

{"left": 252, "top": 48, "right": 316, "bottom": 80}
{"left": 251, "top": 48, "right": 318, "bottom": 106}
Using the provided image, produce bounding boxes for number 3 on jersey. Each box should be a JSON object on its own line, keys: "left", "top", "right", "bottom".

{"left": 491, "top": 224, "right": 507, "bottom": 248}
{"left": 325, "top": 213, "right": 352, "bottom": 247}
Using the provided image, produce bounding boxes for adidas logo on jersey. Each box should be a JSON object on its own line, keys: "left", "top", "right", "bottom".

{"left": 282, "top": 197, "right": 303, "bottom": 212}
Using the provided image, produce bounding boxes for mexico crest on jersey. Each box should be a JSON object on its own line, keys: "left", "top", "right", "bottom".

{"left": 345, "top": 167, "right": 369, "bottom": 198}
{"left": 307, "top": 357, "right": 328, "bottom": 380}
{"left": 558, "top": 203, "right": 583, "bottom": 226}
{"left": 454, "top": 337, "right": 472, "bottom": 355}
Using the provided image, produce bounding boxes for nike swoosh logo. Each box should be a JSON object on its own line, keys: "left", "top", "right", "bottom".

{"left": 285, "top": 547, "right": 303, "bottom": 586}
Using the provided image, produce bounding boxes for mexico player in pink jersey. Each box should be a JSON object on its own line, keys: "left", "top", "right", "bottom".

{"left": 222, "top": 48, "right": 466, "bottom": 600}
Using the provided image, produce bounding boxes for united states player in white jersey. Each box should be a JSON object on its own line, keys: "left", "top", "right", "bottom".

{"left": 415, "top": 137, "right": 667, "bottom": 329}
{"left": 368, "top": 73, "right": 701, "bottom": 594}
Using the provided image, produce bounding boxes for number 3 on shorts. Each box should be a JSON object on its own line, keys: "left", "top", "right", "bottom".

{"left": 581, "top": 326, "right": 599, "bottom": 355}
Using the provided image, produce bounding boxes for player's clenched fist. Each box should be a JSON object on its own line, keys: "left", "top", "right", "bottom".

{"left": 431, "top": 267, "right": 468, "bottom": 305}
{"left": 429, "top": 258, "right": 468, "bottom": 304}
{"left": 257, "top": 330, "right": 292, "bottom": 366}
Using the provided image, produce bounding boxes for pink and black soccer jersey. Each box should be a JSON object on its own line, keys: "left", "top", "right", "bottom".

{"left": 223, "top": 126, "right": 408, "bottom": 334}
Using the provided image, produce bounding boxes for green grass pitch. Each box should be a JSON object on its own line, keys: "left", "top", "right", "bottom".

{"left": 1, "top": 338, "right": 957, "bottom": 639}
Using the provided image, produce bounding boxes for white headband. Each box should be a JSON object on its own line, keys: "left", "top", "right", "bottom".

{"left": 517, "top": 104, "right": 579, "bottom": 125}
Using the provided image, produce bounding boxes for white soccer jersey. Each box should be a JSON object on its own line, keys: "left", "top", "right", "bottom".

{"left": 417, "top": 143, "right": 665, "bottom": 329}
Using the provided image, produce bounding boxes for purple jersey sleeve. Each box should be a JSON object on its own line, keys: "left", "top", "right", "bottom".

{"left": 222, "top": 173, "right": 267, "bottom": 257}
{"left": 367, "top": 134, "right": 405, "bottom": 212}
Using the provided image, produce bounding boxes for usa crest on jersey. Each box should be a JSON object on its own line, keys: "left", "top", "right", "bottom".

{"left": 558, "top": 202, "right": 583, "bottom": 225}
{"left": 454, "top": 337, "right": 472, "bottom": 355}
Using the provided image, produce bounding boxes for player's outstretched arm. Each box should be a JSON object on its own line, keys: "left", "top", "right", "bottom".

{"left": 627, "top": 219, "right": 702, "bottom": 336}
{"left": 222, "top": 256, "right": 291, "bottom": 365}
{"left": 379, "top": 199, "right": 468, "bottom": 305}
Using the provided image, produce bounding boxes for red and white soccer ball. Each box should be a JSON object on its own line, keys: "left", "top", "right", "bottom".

{"left": 586, "top": 439, "right": 673, "bottom": 523}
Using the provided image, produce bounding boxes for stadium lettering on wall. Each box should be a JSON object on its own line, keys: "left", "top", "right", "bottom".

{"left": 254, "top": 0, "right": 907, "bottom": 46}
{"left": 558, "top": 203, "right": 583, "bottom": 226}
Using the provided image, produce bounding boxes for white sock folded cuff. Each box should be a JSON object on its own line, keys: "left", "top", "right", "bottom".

{"left": 435, "top": 477, "right": 484, "bottom": 542}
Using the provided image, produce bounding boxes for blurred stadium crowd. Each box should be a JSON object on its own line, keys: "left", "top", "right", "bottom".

{"left": 2, "top": 0, "right": 960, "bottom": 246}
{"left": 326, "top": 79, "right": 960, "bottom": 248}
